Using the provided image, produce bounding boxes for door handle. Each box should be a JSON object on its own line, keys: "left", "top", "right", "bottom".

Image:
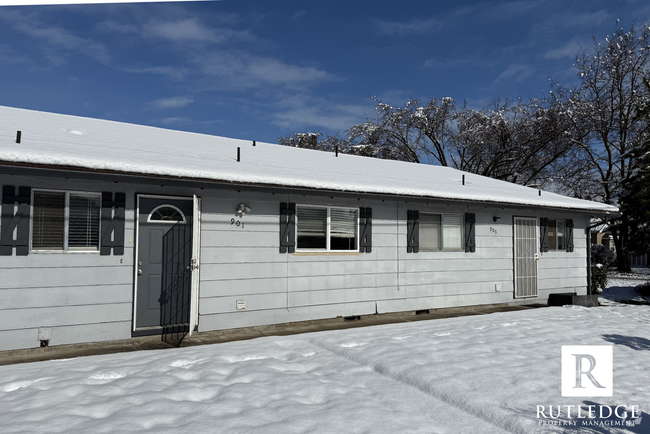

{"left": 138, "top": 269, "right": 142, "bottom": 275}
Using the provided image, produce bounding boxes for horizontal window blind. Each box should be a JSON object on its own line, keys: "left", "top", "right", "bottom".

{"left": 32, "top": 191, "right": 65, "bottom": 250}
{"left": 420, "top": 213, "right": 441, "bottom": 251}
{"left": 297, "top": 207, "right": 327, "bottom": 236}
{"left": 443, "top": 214, "right": 464, "bottom": 250}
{"left": 297, "top": 207, "right": 327, "bottom": 249}
{"left": 68, "top": 194, "right": 100, "bottom": 250}
{"left": 330, "top": 208, "right": 357, "bottom": 238}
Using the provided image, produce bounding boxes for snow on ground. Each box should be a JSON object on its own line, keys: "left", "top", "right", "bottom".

{"left": 599, "top": 267, "right": 650, "bottom": 306}
{"left": 2, "top": 281, "right": 650, "bottom": 433}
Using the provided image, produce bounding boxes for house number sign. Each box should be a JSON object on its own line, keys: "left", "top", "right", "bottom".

{"left": 490, "top": 227, "right": 498, "bottom": 235}
{"left": 231, "top": 218, "right": 245, "bottom": 229}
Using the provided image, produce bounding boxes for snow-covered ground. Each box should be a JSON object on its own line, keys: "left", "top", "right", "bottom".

{"left": 2, "top": 277, "right": 650, "bottom": 433}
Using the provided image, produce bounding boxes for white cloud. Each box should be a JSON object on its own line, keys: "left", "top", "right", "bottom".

{"left": 544, "top": 38, "right": 590, "bottom": 59}
{"left": 147, "top": 96, "right": 194, "bottom": 110}
{"left": 192, "top": 51, "right": 338, "bottom": 90}
{"left": 122, "top": 65, "right": 189, "bottom": 81}
{"left": 0, "top": 10, "right": 111, "bottom": 65}
{"left": 372, "top": 17, "right": 441, "bottom": 36}
{"left": 271, "top": 95, "right": 370, "bottom": 131}
{"left": 291, "top": 10, "right": 307, "bottom": 22}
{"left": 494, "top": 64, "right": 535, "bottom": 83}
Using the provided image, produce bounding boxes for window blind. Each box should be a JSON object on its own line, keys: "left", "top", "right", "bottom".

{"left": 69, "top": 194, "right": 100, "bottom": 250}
{"left": 330, "top": 208, "right": 357, "bottom": 238}
{"left": 32, "top": 191, "right": 65, "bottom": 250}
{"left": 443, "top": 214, "right": 464, "bottom": 250}
{"left": 297, "top": 207, "right": 327, "bottom": 236}
{"left": 297, "top": 207, "right": 327, "bottom": 249}
{"left": 420, "top": 213, "right": 441, "bottom": 251}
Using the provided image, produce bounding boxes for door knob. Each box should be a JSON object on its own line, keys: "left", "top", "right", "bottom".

{"left": 138, "top": 269, "right": 142, "bottom": 275}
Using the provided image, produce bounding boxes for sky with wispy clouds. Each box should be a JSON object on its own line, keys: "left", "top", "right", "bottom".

{"left": 0, "top": 0, "right": 649, "bottom": 143}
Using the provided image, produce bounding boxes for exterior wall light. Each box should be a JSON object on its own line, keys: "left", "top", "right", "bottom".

{"left": 237, "top": 203, "right": 251, "bottom": 216}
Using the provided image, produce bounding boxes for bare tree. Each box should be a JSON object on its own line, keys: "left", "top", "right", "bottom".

{"left": 347, "top": 96, "right": 457, "bottom": 165}
{"left": 278, "top": 130, "right": 401, "bottom": 159}
{"left": 450, "top": 97, "right": 575, "bottom": 187}
{"left": 553, "top": 22, "right": 650, "bottom": 271}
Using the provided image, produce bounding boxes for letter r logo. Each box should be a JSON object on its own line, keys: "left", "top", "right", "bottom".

{"left": 561, "top": 346, "right": 613, "bottom": 397}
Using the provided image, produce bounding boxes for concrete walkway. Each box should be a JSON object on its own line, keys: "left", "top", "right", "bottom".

{"left": 0, "top": 303, "right": 546, "bottom": 366}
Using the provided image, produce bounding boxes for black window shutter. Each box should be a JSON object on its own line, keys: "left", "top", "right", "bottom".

{"left": 566, "top": 219, "right": 574, "bottom": 253}
{"left": 359, "top": 207, "right": 372, "bottom": 253}
{"left": 1, "top": 186, "right": 31, "bottom": 256}
{"left": 465, "top": 213, "right": 476, "bottom": 253}
{"left": 280, "top": 202, "right": 296, "bottom": 253}
{"left": 540, "top": 217, "right": 549, "bottom": 253}
{"left": 407, "top": 210, "right": 419, "bottom": 253}
{"left": 100, "top": 192, "right": 125, "bottom": 256}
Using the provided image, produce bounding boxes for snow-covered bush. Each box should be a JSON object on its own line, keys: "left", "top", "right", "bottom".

{"left": 591, "top": 263, "right": 608, "bottom": 293}
{"left": 591, "top": 244, "right": 616, "bottom": 267}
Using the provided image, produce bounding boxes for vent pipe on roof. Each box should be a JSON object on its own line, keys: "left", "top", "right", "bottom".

{"left": 16, "top": 131, "right": 21, "bottom": 144}
{"left": 237, "top": 147, "right": 240, "bottom": 162}
{"left": 462, "top": 174, "right": 465, "bottom": 185}
{"left": 253, "top": 140, "right": 256, "bottom": 146}
{"left": 539, "top": 190, "right": 541, "bottom": 196}
{"left": 335, "top": 145, "right": 338, "bottom": 157}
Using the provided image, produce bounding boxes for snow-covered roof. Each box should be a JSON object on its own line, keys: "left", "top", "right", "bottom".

{"left": 0, "top": 105, "right": 618, "bottom": 214}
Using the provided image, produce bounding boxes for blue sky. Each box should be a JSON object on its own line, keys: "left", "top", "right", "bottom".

{"left": 1, "top": 0, "right": 649, "bottom": 144}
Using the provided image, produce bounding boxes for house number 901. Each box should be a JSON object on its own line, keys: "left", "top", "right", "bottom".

{"left": 231, "top": 218, "right": 245, "bottom": 229}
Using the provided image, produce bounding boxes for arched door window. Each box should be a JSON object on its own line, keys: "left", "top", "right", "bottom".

{"left": 147, "top": 205, "right": 186, "bottom": 223}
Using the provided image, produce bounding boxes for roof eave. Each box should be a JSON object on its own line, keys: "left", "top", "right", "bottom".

{"left": 0, "top": 160, "right": 619, "bottom": 215}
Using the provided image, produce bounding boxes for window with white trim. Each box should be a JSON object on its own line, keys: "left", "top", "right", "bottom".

{"left": 296, "top": 205, "right": 358, "bottom": 251}
{"left": 420, "top": 213, "right": 464, "bottom": 251}
{"left": 32, "top": 190, "right": 101, "bottom": 252}
{"left": 548, "top": 219, "right": 565, "bottom": 251}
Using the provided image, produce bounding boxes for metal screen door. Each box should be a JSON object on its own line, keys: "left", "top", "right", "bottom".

{"left": 514, "top": 217, "right": 538, "bottom": 298}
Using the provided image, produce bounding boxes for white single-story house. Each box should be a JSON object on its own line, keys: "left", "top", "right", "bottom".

{"left": 0, "top": 105, "right": 618, "bottom": 352}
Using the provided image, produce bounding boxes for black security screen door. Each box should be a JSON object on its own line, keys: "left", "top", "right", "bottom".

{"left": 136, "top": 197, "right": 193, "bottom": 337}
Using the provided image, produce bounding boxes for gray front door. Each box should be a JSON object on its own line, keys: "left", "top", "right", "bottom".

{"left": 136, "top": 197, "right": 193, "bottom": 332}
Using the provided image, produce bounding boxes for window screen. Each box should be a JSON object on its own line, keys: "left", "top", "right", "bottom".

{"left": 297, "top": 207, "right": 327, "bottom": 249}
{"left": 68, "top": 194, "right": 100, "bottom": 250}
{"left": 33, "top": 191, "right": 65, "bottom": 250}
{"left": 420, "top": 213, "right": 441, "bottom": 251}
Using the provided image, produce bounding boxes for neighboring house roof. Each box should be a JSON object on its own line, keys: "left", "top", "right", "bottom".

{"left": 0, "top": 105, "right": 618, "bottom": 214}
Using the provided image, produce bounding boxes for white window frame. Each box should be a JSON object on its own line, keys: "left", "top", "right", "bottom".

{"left": 419, "top": 212, "right": 465, "bottom": 252}
{"left": 30, "top": 189, "right": 102, "bottom": 253}
{"left": 295, "top": 205, "right": 359, "bottom": 252}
